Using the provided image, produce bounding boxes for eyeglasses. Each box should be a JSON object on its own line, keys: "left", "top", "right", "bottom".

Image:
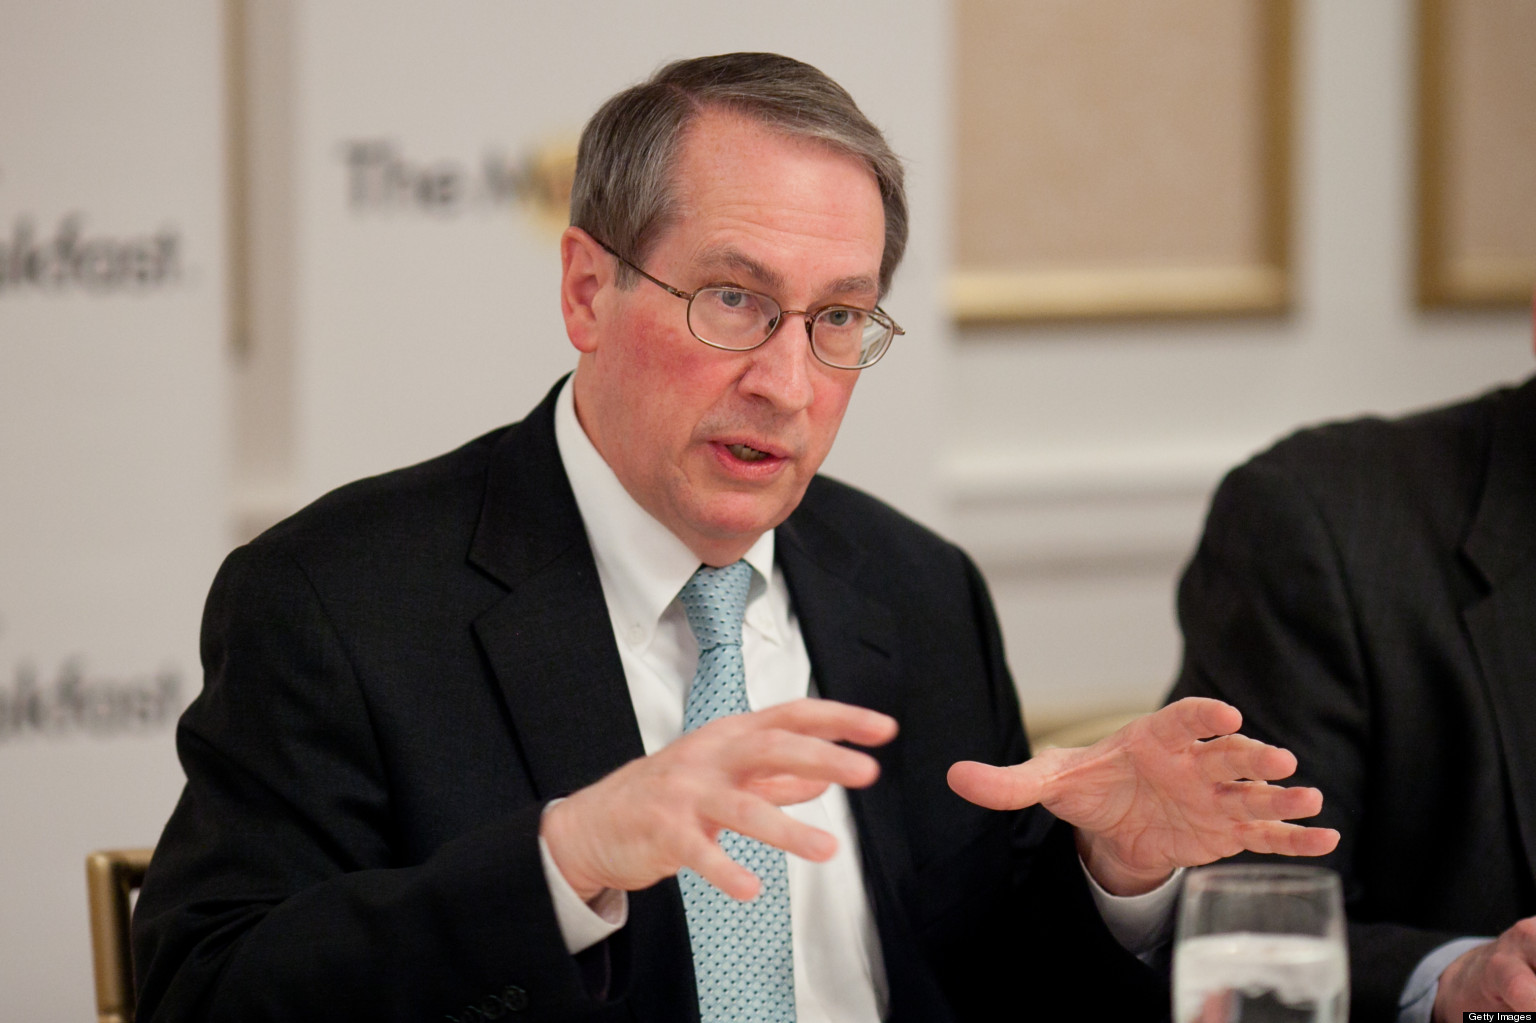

{"left": 594, "top": 239, "right": 903, "bottom": 370}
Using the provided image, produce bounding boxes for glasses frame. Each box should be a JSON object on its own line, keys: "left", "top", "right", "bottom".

{"left": 593, "top": 238, "right": 903, "bottom": 370}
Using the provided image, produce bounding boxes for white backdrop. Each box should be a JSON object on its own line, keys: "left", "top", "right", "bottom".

{"left": 0, "top": 3, "right": 227, "bottom": 1020}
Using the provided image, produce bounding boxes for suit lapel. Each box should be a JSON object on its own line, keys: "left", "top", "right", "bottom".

{"left": 777, "top": 498, "right": 915, "bottom": 890}
{"left": 467, "top": 381, "right": 697, "bottom": 1018}
{"left": 467, "top": 381, "right": 647, "bottom": 798}
{"left": 1462, "top": 377, "right": 1536, "bottom": 888}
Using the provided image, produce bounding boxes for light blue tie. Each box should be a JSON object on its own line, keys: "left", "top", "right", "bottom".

{"left": 677, "top": 561, "right": 796, "bottom": 1023}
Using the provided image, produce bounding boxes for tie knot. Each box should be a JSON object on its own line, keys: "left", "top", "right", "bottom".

{"left": 679, "top": 561, "right": 752, "bottom": 651}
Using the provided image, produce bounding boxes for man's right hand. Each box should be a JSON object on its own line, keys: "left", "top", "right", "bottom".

{"left": 539, "top": 698, "right": 897, "bottom": 902}
{"left": 1434, "top": 917, "right": 1536, "bottom": 1020}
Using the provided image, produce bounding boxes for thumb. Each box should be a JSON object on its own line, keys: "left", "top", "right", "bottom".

{"left": 947, "top": 760, "right": 1046, "bottom": 811}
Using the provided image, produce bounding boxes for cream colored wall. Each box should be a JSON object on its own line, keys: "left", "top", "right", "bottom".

{"left": 948, "top": 0, "right": 1533, "bottom": 730}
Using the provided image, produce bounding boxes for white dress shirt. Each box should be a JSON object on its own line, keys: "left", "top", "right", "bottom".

{"left": 1398, "top": 937, "right": 1494, "bottom": 1023}
{"left": 549, "top": 377, "right": 886, "bottom": 1023}
{"left": 538, "top": 376, "right": 1177, "bottom": 1020}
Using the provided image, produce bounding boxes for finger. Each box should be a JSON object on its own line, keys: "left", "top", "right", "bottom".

{"left": 1502, "top": 967, "right": 1536, "bottom": 1009}
{"left": 1231, "top": 819, "right": 1341, "bottom": 857}
{"left": 1483, "top": 947, "right": 1536, "bottom": 1010}
{"left": 1195, "top": 734, "right": 1300, "bottom": 783}
{"left": 1499, "top": 963, "right": 1536, "bottom": 1010}
{"left": 947, "top": 759, "right": 1045, "bottom": 811}
{"left": 720, "top": 727, "right": 884, "bottom": 790}
{"left": 1199, "top": 989, "right": 1235, "bottom": 1023}
{"left": 1500, "top": 917, "right": 1536, "bottom": 964}
{"left": 755, "top": 698, "right": 899, "bottom": 747}
{"left": 749, "top": 774, "right": 832, "bottom": 806}
{"left": 701, "top": 789, "right": 839, "bottom": 863}
{"left": 1213, "top": 780, "right": 1325, "bottom": 822}
{"left": 1154, "top": 697, "right": 1244, "bottom": 745}
{"left": 680, "top": 831, "right": 763, "bottom": 901}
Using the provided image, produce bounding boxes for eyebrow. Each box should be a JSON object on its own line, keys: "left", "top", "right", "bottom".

{"left": 691, "top": 245, "right": 880, "bottom": 304}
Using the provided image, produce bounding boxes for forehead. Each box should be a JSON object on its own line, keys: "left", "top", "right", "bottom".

{"left": 658, "top": 109, "right": 885, "bottom": 296}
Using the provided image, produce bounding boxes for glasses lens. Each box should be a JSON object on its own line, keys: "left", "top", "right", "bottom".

{"left": 688, "top": 287, "right": 779, "bottom": 351}
{"left": 812, "top": 306, "right": 892, "bottom": 368}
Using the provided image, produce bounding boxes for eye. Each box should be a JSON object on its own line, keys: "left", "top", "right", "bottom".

{"left": 704, "top": 287, "right": 770, "bottom": 316}
{"left": 701, "top": 287, "right": 769, "bottom": 319}
{"left": 819, "top": 307, "right": 865, "bottom": 329}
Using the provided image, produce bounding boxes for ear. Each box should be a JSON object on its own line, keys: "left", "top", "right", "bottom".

{"left": 561, "top": 226, "right": 610, "bottom": 354}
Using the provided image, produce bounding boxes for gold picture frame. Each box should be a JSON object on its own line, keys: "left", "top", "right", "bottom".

{"left": 1416, "top": 0, "right": 1536, "bottom": 308}
{"left": 950, "top": 0, "right": 1294, "bottom": 323}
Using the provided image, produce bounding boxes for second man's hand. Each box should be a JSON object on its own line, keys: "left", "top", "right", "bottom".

{"left": 1433, "top": 917, "right": 1536, "bottom": 1020}
{"left": 540, "top": 698, "right": 898, "bottom": 902}
{"left": 946, "top": 697, "right": 1340, "bottom": 895}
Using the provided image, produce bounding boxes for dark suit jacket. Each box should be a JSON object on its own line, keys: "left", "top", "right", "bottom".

{"left": 1169, "top": 375, "right": 1536, "bottom": 1023}
{"left": 134, "top": 380, "right": 1163, "bottom": 1022}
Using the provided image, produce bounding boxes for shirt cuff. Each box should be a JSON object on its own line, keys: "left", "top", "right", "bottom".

{"left": 1081, "top": 859, "right": 1183, "bottom": 957}
{"left": 537, "top": 805, "right": 628, "bottom": 955}
{"left": 1398, "top": 936, "right": 1493, "bottom": 1023}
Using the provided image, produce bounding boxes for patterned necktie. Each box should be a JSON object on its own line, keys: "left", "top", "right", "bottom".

{"left": 677, "top": 561, "right": 796, "bottom": 1023}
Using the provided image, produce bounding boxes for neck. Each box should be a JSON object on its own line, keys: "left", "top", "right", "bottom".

{"left": 685, "top": 535, "right": 759, "bottom": 568}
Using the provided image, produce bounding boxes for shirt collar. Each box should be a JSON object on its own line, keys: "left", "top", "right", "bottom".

{"left": 553, "top": 375, "right": 776, "bottom": 634}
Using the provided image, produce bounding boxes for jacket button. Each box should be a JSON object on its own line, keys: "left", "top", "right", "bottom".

{"left": 503, "top": 985, "right": 529, "bottom": 1011}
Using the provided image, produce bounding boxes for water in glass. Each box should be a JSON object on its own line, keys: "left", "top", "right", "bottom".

{"left": 1174, "top": 865, "right": 1348, "bottom": 1023}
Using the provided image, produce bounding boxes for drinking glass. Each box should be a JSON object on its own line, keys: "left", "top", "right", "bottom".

{"left": 1173, "top": 864, "right": 1348, "bottom": 1023}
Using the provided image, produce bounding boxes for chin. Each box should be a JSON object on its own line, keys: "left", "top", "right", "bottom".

{"left": 688, "top": 499, "right": 790, "bottom": 547}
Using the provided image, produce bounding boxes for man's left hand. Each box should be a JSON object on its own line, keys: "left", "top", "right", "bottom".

{"left": 946, "top": 697, "right": 1340, "bottom": 895}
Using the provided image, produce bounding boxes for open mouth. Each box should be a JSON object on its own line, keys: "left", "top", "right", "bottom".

{"left": 726, "top": 443, "right": 773, "bottom": 463}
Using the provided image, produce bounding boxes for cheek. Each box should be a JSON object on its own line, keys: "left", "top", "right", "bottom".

{"left": 806, "top": 376, "right": 858, "bottom": 456}
{"left": 614, "top": 309, "right": 678, "bottom": 377}
{"left": 609, "top": 315, "right": 723, "bottom": 443}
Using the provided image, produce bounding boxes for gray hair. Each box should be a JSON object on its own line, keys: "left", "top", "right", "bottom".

{"left": 570, "top": 52, "right": 908, "bottom": 297}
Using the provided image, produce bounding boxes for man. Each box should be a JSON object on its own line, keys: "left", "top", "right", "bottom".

{"left": 135, "top": 53, "right": 1334, "bottom": 1022}
{"left": 1169, "top": 304, "right": 1536, "bottom": 1023}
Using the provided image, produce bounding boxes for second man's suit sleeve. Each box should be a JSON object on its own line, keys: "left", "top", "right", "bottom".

{"left": 1168, "top": 456, "right": 1464, "bottom": 1023}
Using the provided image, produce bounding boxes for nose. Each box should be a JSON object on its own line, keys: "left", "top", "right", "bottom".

{"left": 739, "top": 314, "right": 817, "bottom": 412}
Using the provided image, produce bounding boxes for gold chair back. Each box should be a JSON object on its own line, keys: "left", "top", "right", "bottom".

{"left": 86, "top": 848, "right": 153, "bottom": 1023}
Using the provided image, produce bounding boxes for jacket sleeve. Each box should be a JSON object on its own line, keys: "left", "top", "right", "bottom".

{"left": 132, "top": 542, "right": 623, "bottom": 1023}
{"left": 1168, "top": 457, "right": 1462, "bottom": 1023}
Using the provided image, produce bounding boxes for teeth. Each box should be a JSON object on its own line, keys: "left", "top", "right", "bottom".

{"left": 728, "top": 443, "right": 770, "bottom": 462}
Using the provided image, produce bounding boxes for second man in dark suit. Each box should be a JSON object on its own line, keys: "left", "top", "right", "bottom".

{"left": 1171, "top": 312, "right": 1536, "bottom": 1022}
